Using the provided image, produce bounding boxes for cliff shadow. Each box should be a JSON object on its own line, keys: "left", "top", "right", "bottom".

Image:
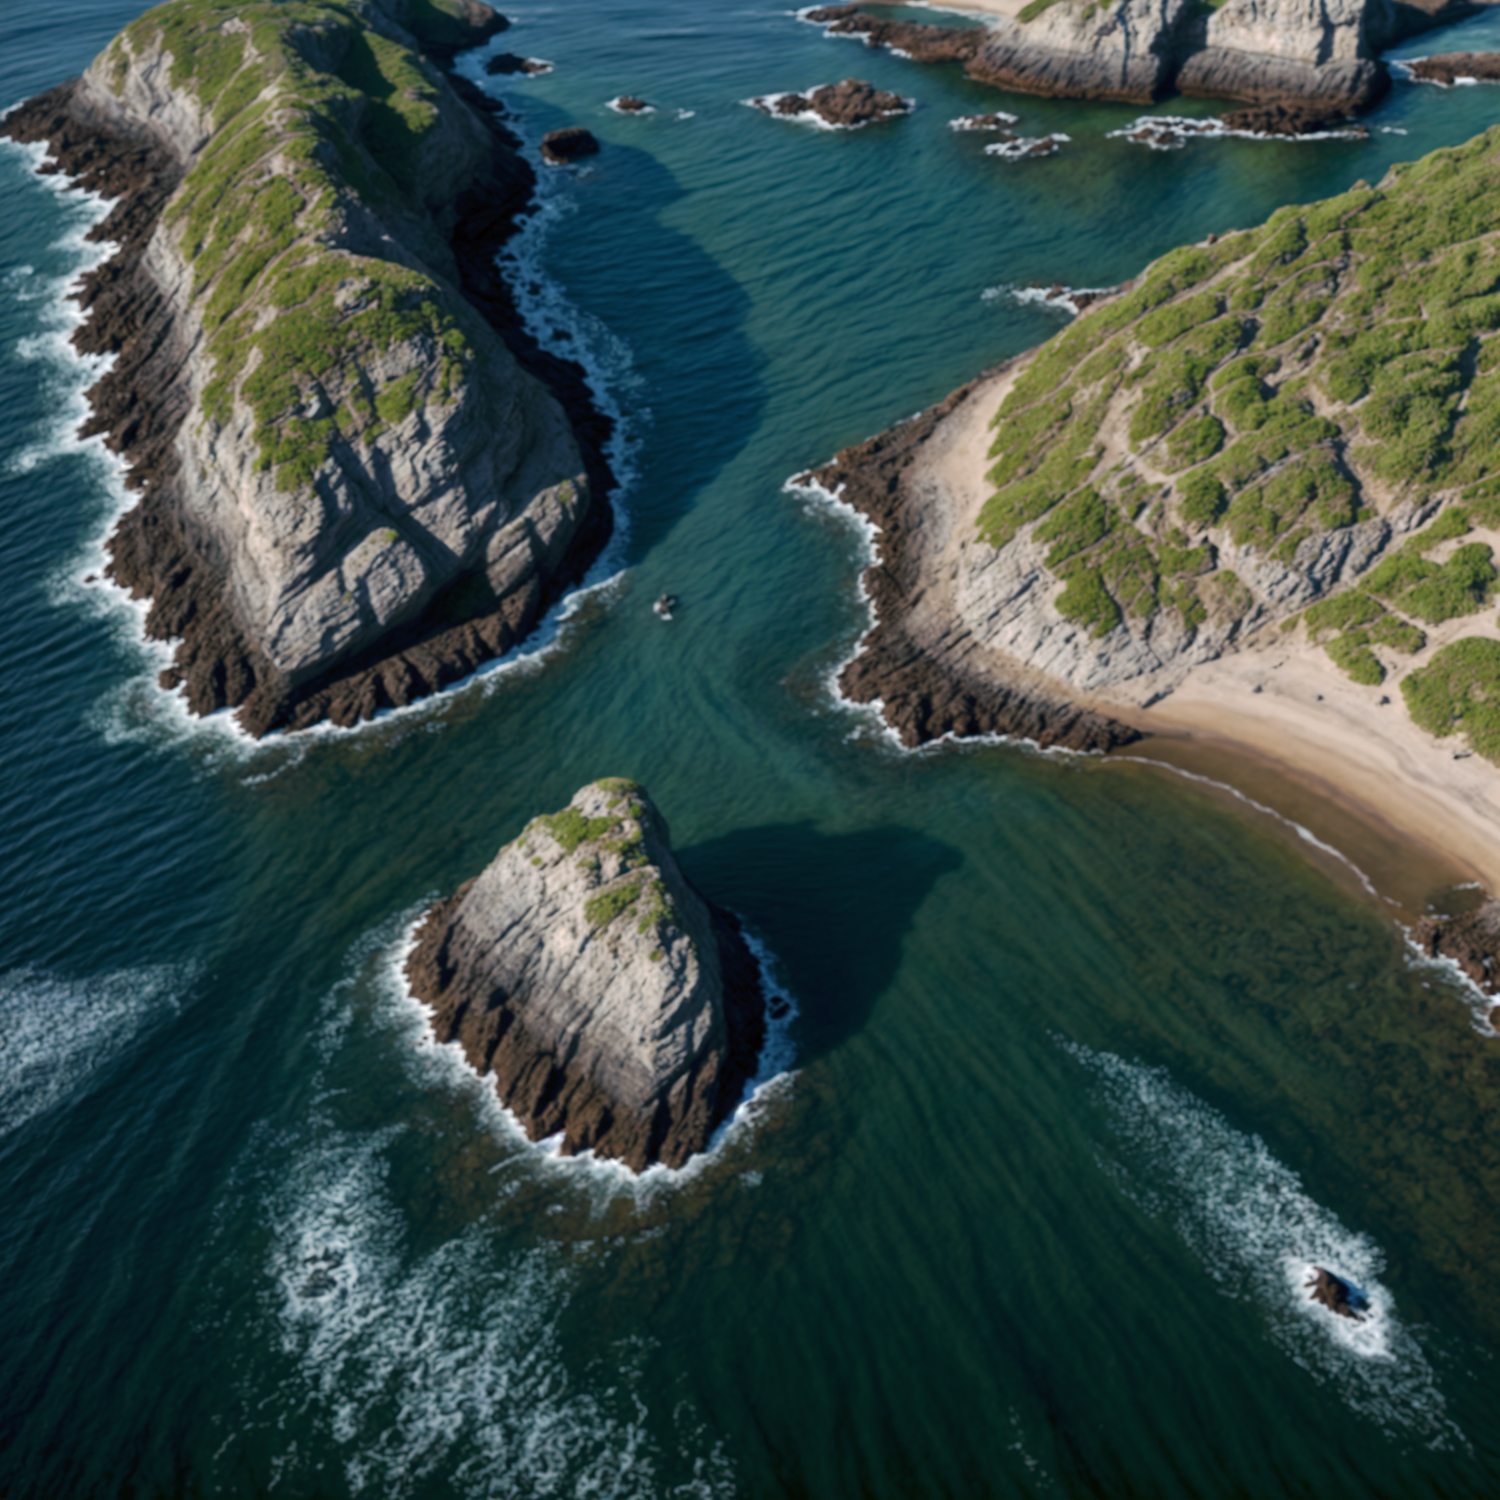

{"left": 493, "top": 104, "right": 768, "bottom": 557}
{"left": 675, "top": 821, "right": 963, "bottom": 1063}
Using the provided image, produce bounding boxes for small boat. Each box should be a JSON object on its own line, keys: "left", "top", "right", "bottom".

{"left": 653, "top": 593, "right": 678, "bottom": 621}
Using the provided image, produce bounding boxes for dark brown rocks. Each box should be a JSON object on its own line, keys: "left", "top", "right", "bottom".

{"left": 804, "top": 7, "right": 982, "bottom": 66}
{"left": 484, "top": 52, "right": 551, "bottom": 76}
{"left": 755, "top": 78, "right": 911, "bottom": 128}
{"left": 1218, "top": 100, "right": 1364, "bottom": 136}
{"left": 612, "top": 95, "right": 651, "bottom": 113}
{"left": 796, "top": 383, "right": 1142, "bottom": 754}
{"left": 1306, "top": 1266, "right": 1368, "bottom": 1320}
{"left": 540, "top": 126, "right": 599, "bottom": 163}
{"left": 1407, "top": 52, "right": 1500, "bottom": 85}
{"left": 1412, "top": 899, "right": 1500, "bottom": 997}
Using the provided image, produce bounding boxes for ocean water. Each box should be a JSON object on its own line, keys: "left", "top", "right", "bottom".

{"left": 3, "top": 2, "right": 1500, "bottom": 1495}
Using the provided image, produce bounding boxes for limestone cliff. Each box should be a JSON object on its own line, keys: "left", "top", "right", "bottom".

{"left": 811, "top": 0, "right": 1485, "bottom": 110}
{"left": 405, "top": 781, "right": 768, "bottom": 1170}
{"left": 1, "top": 0, "right": 612, "bottom": 733}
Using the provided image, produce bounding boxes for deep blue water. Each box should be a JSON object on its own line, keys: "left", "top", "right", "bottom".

{"left": 3, "top": 3, "right": 1500, "bottom": 1496}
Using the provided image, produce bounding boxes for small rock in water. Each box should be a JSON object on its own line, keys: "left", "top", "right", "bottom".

{"left": 1305, "top": 1266, "right": 1369, "bottom": 1320}
{"left": 614, "top": 95, "right": 651, "bottom": 113}
{"left": 486, "top": 52, "right": 551, "bottom": 76}
{"left": 541, "top": 127, "right": 600, "bottom": 165}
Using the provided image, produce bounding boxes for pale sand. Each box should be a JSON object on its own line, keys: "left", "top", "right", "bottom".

{"left": 913, "top": 368, "right": 1500, "bottom": 894}
{"left": 907, "top": 0, "right": 1026, "bottom": 19}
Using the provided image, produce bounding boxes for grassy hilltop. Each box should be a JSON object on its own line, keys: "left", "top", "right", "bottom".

{"left": 980, "top": 128, "right": 1500, "bottom": 758}
{"left": 103, "top": 0, "right": 493, "bottom": 494}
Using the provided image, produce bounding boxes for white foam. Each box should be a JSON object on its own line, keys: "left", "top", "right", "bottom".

{"left": 1109, "top": 755, "right": 1379, "bottom": 897}
{"left": 675, "top": 108, "right": 697, "bottom": 120}
{"left": 0, "top": 964, "right": 187, "bottom": 1140}
{"left": 743, "top": 91, "right": 915, "bottom": 131}
{"left": 991, "top": 282, "right": 1114, "bottom": 317}
{"left": 949, "top": 112, "right": 1019, "bottom": 131}
{"left": 783, "top": 469, "right": 1094, "bottom": 760}
{"left": 261, "top": 1118, "right": 736, "bottom": 1497}
{"left": 984, "top": 132, "right": 1069, "bottom": 160}
{"left": 1063, "top": 1041, "right": 1466, "bottom": 1447}
{"left": 375, "top": 903, "right": 800, "bottom": 1205}
{"left": 1400, "top": 929, "right": 1500, "bottom": 1037}
{"left": 1110, "top": 114, "right": 1365, "bottom": 150}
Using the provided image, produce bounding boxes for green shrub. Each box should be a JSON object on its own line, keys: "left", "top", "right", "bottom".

{"left": 1055, "top": 565, "right": 1121, "bottom": 637}
{"left": 1176, "top": 470, "right": 1227, "bottom": 528}
{"left": 1304, "top": 590, "right": 1384, "bottom": 638}
{"left": 1401, "top": 637, "right": 1500, "bottom": 760}
{"left": 585, "top": 879, "right": 644, "bottom": 928}
{"left": 1400, "top": 542, "right": 1497, "bottom": 622}
{"left": 1326, "top": 630, "right": 1386, "bottom": 685}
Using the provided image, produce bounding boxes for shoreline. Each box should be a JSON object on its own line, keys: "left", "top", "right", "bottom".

{"left": 809, "top": 363, "right": 1500, "bottom": 929}
{"left": 0, "top": 15, "right": 617, "bottom": 738}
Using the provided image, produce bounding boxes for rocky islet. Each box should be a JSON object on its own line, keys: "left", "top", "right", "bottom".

{"left": 405, "top": 780, "right": 768, "bottom": 1170}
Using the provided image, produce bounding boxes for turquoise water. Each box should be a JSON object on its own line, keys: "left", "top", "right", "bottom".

{"left": 3, "top": 2, "right": 1500, "bottom": 1495}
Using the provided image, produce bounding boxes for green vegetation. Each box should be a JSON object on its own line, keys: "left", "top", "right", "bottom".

{"left": 635, "top": 878, "right": 677, "bottom": 936}
{"left": 535, "top": 806, "right": 619, "bottom": 855}
{"left": 585, "top": 879, "right": 644, "bottom": 928}
{"left": 975, "top": 125, "right": 1500, "bottom": 667}
{"left": 116, "top": 0, "right": 482, "bottom": 494}
{"left": 1402, "top": 638, "right": 1500, "bottom": 761}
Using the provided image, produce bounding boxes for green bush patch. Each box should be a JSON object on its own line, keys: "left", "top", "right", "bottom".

{"left": 1402, "top": 637, "right": 1500, "bottom": 761}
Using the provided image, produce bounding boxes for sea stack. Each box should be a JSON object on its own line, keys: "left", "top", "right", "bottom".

{"left": 406, "top": 780, "right": 768, "bottom": 1169}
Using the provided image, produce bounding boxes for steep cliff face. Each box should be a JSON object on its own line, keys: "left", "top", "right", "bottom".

{"left": 405, "top": 781, "right": 768, "bottom": 1170}
{"left": 815, "top": 0, "right": 1484, "bottom": 109}
{"left": 2, "top": 0, "right": 612, "bottom": 733}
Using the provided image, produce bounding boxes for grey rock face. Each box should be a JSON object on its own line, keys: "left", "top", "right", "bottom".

{"left": 406, "top": 782, "right": 768, "bottom": 1170}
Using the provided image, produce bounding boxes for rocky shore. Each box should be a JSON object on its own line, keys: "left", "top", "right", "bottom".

{"left": 406, "top": 781, "right": 768, "bottom": 1169}
{"left": 1413, "top": 900, "right": 1500, "bottom": 1013}
{"left": 1, "top": 0, "right": 614, "bottom": 735}
{"left": 794, "top": 381, "right": 1141, "bottom": 752}
{"left": 804, "top": 0, "right": 1482, "bottom": 115}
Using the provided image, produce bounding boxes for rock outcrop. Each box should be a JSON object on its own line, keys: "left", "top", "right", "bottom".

{"left": 541, "top": 126, "right": 600, "bottom": 163}
{"left": 1407, "top": 51, "right": 1500, "bottom": 84}
{"left": 1306, "top": 1266, "right": 1369, "bottom": 1319}
{"left": 1412, "top": 899, "right": 1500, "bottom": 997}
{"left": 753, "top": 79, "right": 912, "bottom": 127}
{"left": 805, "top": 0, "right": 1483, "bottom": 111}
{"left": 1, "top": 0, "right": 613, "bottom": 734}
{"left": 405, "top": 781, "right": 768, "bottom": 1170}
{"left": 795, "top": 384, "right": 1144, "bottom": 752}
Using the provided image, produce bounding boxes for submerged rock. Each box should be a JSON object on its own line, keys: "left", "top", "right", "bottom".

{"left": 541, "top": 126, "right": 600, "bottom": 163}
{"left": 1305, "top": 1266, "right": 1369, "bottom": 1320}
{"left": 406, "top": 781, "right": 768, "bottom": 1170}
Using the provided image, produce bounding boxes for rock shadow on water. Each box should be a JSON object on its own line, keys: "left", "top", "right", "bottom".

{"left": 675, "top": 821, "right": 963, "bottom": 1063}
{"left": 495, "top": 105, "right": 768, "bottom": 554}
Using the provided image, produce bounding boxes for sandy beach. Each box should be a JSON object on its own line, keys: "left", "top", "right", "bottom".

{"left": 911, "top": 368, "right": 1500, "bottom": 899}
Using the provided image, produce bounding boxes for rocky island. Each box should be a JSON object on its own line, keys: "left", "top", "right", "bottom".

{"left": 805, "top": 0, "right": 1490, "bottom": 119}
{"left": 1, "top": 0, "right": 612, "bottom": 734}
{"left": 752, "top": 78, "right": 912, "bottom": 128}
{"left": 797, "top": 127, "right": 1500, "bottom": 892}
{"left": 405, "top": 780, "right": 768, "bottom": 1170}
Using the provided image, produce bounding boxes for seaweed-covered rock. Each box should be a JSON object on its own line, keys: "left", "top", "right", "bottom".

{"left": 406, "top": 781, "right": 768, "bottom": 1170}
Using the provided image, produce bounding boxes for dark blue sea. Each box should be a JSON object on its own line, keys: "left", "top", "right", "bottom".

{"left": 3, "top": 2, "right": 1500, "bottom": 1495}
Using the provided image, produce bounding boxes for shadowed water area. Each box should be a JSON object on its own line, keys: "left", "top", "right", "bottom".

{"left": 3, "top": 1, "right": 1500, "bottom": 1494}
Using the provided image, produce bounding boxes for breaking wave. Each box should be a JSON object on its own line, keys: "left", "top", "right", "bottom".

{"left": 1064, "top": 1040, "right": 1466, "bottom": 1449}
